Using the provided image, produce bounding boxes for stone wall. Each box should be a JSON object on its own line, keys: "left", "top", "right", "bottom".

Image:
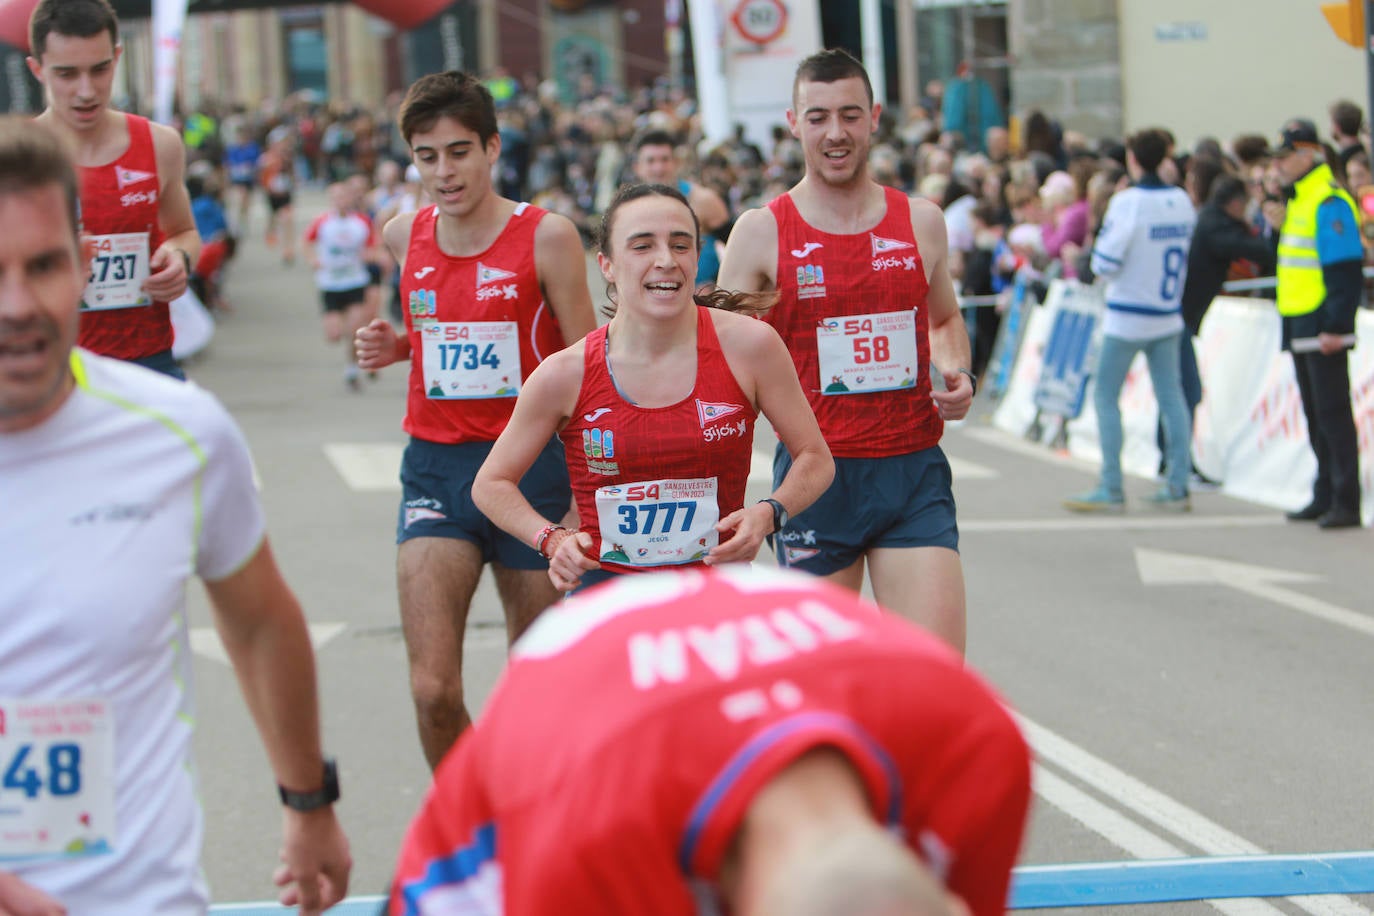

{"left": 1008, "top": 0, "right": 1122, "bottom": 143}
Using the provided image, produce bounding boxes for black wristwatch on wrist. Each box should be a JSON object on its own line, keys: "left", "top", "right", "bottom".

{"left": 173, "top": 247, "right": 192, "bottom": 277}
{"left": 759, "top": 498, "right": 789, "bottom": 534}
{"left": 956, "top": 368, "right": 978, "bottom": 397}
{"left": 278, "top": 758, "right": 340, "bottom": 812}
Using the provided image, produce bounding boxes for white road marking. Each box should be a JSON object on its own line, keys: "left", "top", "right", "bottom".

{"left": 948, "top": 455, "right": 998, "bottom": 479}
{"left": 962, "top": 515, "right": 1283, "bottom": 533}
{"left": 190, "top": 622, "right": 346, "bottom": 665}
{"left": 324, "top": 443, "right": 404, "bottom": 491}
{"left": 1024, "top": 715, "right": 1370, "bottom": 916}
{"left": 1137, "top": 548, "right": 1374, "bottom": 640}
{"left": 1032, "top": 766, "right": 1282, "bottom": 915}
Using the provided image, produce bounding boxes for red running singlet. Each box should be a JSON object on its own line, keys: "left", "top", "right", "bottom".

{"left": 560, "top": 307, "right": 757, "bottom": 572}
{"left": 77, "top": 113, "right": 171, "bottom": 360}
{"left": 767, "top": 186, "right": 942, "bottom": 458}
{"left": 400, "top": 203, "right": 565, "bottom": 444}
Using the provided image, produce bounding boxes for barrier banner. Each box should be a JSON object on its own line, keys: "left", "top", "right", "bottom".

{"left": 1214, "top": 304, "right": 1373, "bottom": 524}
{"left": 996, "top": 289, "right": 1372, "bottom": 524}
{"left": 991, "top": 296, "right": 1053, "bottom": 440}
{"left": 1033, "top": 281, "right": 1104, "bottom": 419}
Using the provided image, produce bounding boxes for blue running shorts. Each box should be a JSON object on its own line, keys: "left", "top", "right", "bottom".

{"left": 397, "top": 436, "right": 570, "bottom": 570}
{"left": 772, "top": 443, "right": 959, "bottom": 575}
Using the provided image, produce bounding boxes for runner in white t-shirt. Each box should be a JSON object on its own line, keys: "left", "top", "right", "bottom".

{"left": 0, "top": 117, "right": 351, "bottom": 916}
{"left": 305, "top": 181, "right": 378, "bottom": 390}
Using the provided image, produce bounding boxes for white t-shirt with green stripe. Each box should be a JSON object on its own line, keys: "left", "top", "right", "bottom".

{"left": 0, "top": 350, "right": 264, "bottom": 914}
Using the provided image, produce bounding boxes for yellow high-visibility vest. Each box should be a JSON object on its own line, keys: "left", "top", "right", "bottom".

{"left": 1276, "top": 163, "right": 1357, "bottom": 317}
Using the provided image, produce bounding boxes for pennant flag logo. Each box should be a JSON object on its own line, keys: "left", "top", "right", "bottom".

{"left": 477, "top": 262, "right": 517, "bottom": 286}
{"left": 116, "top": 166, "right": 156, "bottom": 189}
{"left": 870, "top": 234, "right": 914, "bottom": 257}
{"left": 696, "top": 399, "right": 744, "bottom": 426}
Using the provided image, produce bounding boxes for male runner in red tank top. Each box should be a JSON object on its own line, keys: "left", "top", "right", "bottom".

{"left": 719, "top": 49, "right": 975, "bottom": 654}
{"left": 27, "top": 0, "right": 201, "bottom": 380}
{"left": 387, "top": 568, "right": 1031, "bottom": 916}
{"left": 354, "top": 71, "right": 596, "bottom": 769}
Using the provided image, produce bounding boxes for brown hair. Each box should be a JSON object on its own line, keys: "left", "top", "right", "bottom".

{"left": 793, "top": 48, "right": 873, "bottom": 109}
{"left": 0, "top": 116, "right": 79, "bottom": 242}
{"left": 398, "top": 71, "right": 497, "bottom": 147}
{"left": 29, "top": 0, "right": 119, "bottom": 59}
{"left": 1330, "top": 99, "right": 1364, "bottom": 138}
{"left": 598, "top": 183, "right": 777, "bottom": 317}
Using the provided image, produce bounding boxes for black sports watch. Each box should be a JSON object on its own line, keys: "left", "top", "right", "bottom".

{"left": 759, "top": 498, "right": 789, "bottom": 534}
{"left": 278, "top": 758, "right": 340, "bottom": 812}
{"left": 956, "top": 368, "right": 978, "bottom": 397}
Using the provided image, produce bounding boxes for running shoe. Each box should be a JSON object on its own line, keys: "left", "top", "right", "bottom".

{"left": 1063, "top": 487, "right": 1125, "bottom": 514}
{"left": 1142, "top": 488, "right": 1190, "bottom": 512}
{"left": 1189, "top": 469, "right": 1222, "bottom": 492}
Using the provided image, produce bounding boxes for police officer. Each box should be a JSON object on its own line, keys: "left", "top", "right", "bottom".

{"left": 1263, "top": 118, "right": 1364, "bottom": 529}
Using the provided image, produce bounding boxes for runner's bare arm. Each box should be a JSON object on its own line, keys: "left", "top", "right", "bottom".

{"left": 534, "top": 212, "right": 597, "bottom": 345}
{"left": 912, "top": 197, "right": 974, "bottom": 421}
{"left": 0, "top": 869, "right": 65, "bottom": 915}
{"left": 146, "top": 123, "right": 200, "bottom": 301}
{"left": 473, "top": 349, "right": 595, "bottom": 590}
{"left": 709, "top": 317, "right": 833, "bottom": 565}
{"left": 717, "top": 206, "right": 779, "bottom": 296}
{"left": 203, "top": 538, "right": 352, "bottom": 915}
{"left": 355, "top": 214, "right": 417, "bottom": 369}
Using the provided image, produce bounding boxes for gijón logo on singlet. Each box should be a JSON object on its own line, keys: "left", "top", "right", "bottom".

{"left": 477, "top": 262, "right": 518, "bottom": 301}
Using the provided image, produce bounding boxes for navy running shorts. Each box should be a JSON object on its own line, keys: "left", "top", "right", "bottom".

{"left": 771, "top": 443, "right": 959, "bottom": 575}
{"left": 397, "top": 436, "right": 570, "bottom": 570}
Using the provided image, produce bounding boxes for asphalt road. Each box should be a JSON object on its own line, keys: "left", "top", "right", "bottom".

{"left": 187, "top": 191, "right": 1374, "bottom": 914}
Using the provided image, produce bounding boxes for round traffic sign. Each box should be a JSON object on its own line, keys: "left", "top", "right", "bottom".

{"left": 730, "top": 0, "right": 788, "bottom": 45}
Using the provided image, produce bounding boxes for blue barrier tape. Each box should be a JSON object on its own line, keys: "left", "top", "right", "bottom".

{"left": 1009, "top": 852, "right": 1374, "bottom": 908}
{"left": 210, "top": 896, "right": 383, "bottom": 915}
{"left": 207, "top": 853, "right": 1374, "bottom": 913}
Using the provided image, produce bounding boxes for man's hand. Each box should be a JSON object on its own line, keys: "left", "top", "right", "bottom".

{"left": 706, "top": 502, "right": 774, "bottom": 565}
{"left": 1261, "top": 200, "right": 1286, "bottom": 232}
{"left": 273, "top": 808, "right": 351, "bottom": 916}
{"left": 0, "top": 870, "right": 66, "bottom": 916}
{"left": 1318, "top": 331, "right": 1353, "bottom": 355}
{"left": 355, "top": 318, "right": 402, "bottom": 371}
{"left": 144, "top": 243, "right": 190, "bottom": 302}
{"left": 931, "top": 368, "right": 975, "bottom": 421}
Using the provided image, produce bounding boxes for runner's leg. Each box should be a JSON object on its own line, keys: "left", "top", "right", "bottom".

{"left": 867, "top": 545, "right": 966, "bottom": 654}
{"left": 491, "top": 564, "right": 562, "bottom": 644}
{"left": 397, "top": 536, "right": 484, "bottom": 770}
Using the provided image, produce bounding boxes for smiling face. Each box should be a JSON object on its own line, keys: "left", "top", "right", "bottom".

{"left": 28, "top": 31, "right": 121, "bottom": 134}
{"left": 598, "top": 192, "right": 699, "bottom": 319}
{"left": 409, "top": 115, "right": 499, "bottom": 221}
{"left": 0, "top": 183, "right": 86, "bottom": 433}
{"left": 787, "top": 76, "right": 881, "bottom": 190}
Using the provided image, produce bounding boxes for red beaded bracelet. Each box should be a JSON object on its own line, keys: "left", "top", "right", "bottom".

{"left": 534, "top": 524, "right": 567, "bottom": 559}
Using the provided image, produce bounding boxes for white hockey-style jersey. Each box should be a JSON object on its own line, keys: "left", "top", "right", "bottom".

{"left": 1090, "top": 178, "right": 1196, "bottom": 340}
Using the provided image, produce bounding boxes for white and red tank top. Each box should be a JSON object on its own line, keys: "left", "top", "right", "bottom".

{"left": 560, "top": 308, "right": 757, "bottom": 573}
{"left": 767, "top": 186, "right": 942, "bottom": 458}
{"left": 400, "top": 202, "right": 564, "bottom": 444}
{"left": 77, "top": 113, "right": 170, "bottom": 360}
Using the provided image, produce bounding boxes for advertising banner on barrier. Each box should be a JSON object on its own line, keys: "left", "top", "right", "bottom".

{"left": 997, "top": 287, "right": 1372, "bottom": 524}
{"left": 1033, "top": 281, "right": 1104, "bottom": 419}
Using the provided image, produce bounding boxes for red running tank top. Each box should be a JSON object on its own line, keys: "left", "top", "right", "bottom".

{"left": 400, "top": 203, "right": 565, "bottom": 444}
{"left": 767, "top": 187, "right": 942, "bottom": 458}
{"left": 77, "top": 113, "right": 170, "bottom": 360}
{"left": 560, "top": 308, "right": 757, "bottom": 573}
